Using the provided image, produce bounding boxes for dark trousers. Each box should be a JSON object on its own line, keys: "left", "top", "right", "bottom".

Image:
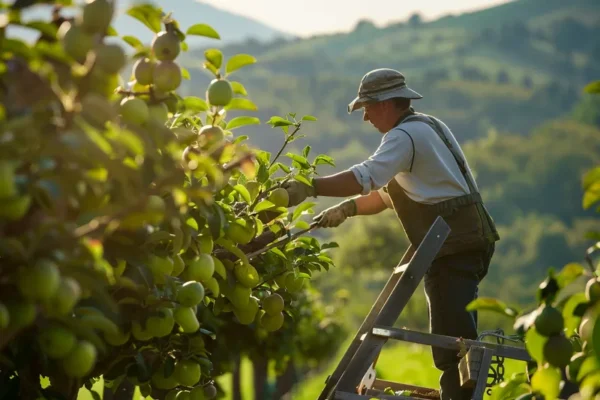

{"left": 424, "top": 243, "right": 495, "bottom": 400}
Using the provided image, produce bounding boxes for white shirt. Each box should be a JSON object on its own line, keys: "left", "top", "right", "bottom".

{"left": 349, "top": 115, "right": 478, "bottom": 208}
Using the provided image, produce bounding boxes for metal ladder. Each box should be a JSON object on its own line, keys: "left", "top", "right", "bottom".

{"left": 317, "top": 216, "right": 532, "bottom": 400}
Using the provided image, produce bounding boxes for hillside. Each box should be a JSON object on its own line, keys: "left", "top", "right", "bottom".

{"left": 177, "top": 0, "right": 600, "bottom": 169}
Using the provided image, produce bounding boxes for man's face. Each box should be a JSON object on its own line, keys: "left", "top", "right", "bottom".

{"left": 362, "top": 101, "right": 396, "bottom": 134}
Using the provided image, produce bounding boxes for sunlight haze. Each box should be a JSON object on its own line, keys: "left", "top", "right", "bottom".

{"left": 198, "top": 0, "right": 513, "bottom": 36}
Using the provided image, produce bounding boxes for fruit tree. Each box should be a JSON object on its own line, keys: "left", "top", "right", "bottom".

{"left": 0, "top": 1, "right": 344, "bottom": 399}
{"left": 467, "top": 80, "right": 600, "bottom": 400}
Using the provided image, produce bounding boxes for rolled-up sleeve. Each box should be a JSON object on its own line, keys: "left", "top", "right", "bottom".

{"left": 349, "top": 129, "right": 414, "bottom": 195}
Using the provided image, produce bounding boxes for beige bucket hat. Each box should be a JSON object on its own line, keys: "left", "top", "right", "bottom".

{"left": 347, "top": 68, "right": 423, "bottom": 113}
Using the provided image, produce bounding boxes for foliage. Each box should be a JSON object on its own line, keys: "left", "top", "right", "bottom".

{"left": 0, "top": 1, "right": 344, "bottom": 399}
{"left": 467, "top": 84, "right": 600, "bottom": 399}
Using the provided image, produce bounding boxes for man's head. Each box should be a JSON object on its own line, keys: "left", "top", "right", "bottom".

{"left": 348, "top": 68, "right": 423, "bottom": 133}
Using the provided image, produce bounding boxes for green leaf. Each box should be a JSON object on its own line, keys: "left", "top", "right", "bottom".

{"left": 233, "top": 184, "right": 251, "bottom": 204}
{"left": 584, "top": 80, "right": 600, "bottom": 94}
{"left": 186, "top": 24, "right": 220, "bottom": 39}
{"left": 295, "top": 173, "right": 312, "bottom": 186}
{"left": 203, "top": 61, "right": 219, "bottom": 77}
{"left": 2, "top": 38, "right": 34, "bottom": 59}
{"left": 106, "top": 25, "right": 118, "bottom": 36}
{"left": 583, "top": 181, "right": 600, "bottom": 210}
{"left": 231, "top": 81, "right": 248, "bottom": 96}
{"left": 489, "top": 373, "right": 531, "bottom": 400}
{"left": 181, "top": 66, "right": 190, "bottom": 80}
{"left": 226, "top": 116, "right": 260, "bottom": 130}
{"left": 204, "top": 49, "right": 223, "bottom": 69}
{"left": 182, "top": 96, "right": 209, "bottom": 113}
{"left": 294, "top": 220, "right": 310, "bottom": 230}
{"left": 122, "top": 35, "right": 144, "bottom": 50}
{"left": 525, "top": 327, "right": 548, "bottom": 364}
{"left": 125, "top": 3, "right": 162, "bottom": 33}
{"left": 303, "top": 145, "right": 311, "bottom": 158}
{"left": 292, "top": 202, "right": 316, "bottom": 222}
{"left": 562, "top": 293, "right": 587, "bottom": 336}
{"left": 232, "top": 135, "right": 249, "bottom": 145}
{"left": 531, "top": 364, "right": 561, "bottom": 399}
{"left": 465, "top": 297, "right": 518, "bottom": 318}
{"left": 23, "top": 21, "right": 57, "bottom": 38}
{"left": 226, "top": 54, "right": 257, "bottom": 75}
{"left": 285, "top": 153, "right": 311, "bottom": 169}
{"left": 583, "top": 167, "right": 600, "bottom": 190}
{"left": 556, "top": 262, "right": 585, "bottom": 288}
{"left": 314, "top": 154, "right": 335, "bottom": 167}
{"left": 254, "top": 200, "right": 276, "bottom": 213}
{"left": 267, "top": 116, "right": 294, "bottom": 128}
{"left": 302, "top": 115, "right": 317, "bottom": 121}
{"left": 224, "top": 98, "right": 258, "bottom": 111}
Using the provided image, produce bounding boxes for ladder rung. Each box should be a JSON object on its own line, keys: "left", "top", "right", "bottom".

{"left": 372, "top": 379, "right": 439, "bottom": 398}
{"left": 372, "top": 326, "right": 531, "bottom": 362}
{"left": 335, "top": 391, "right": 414, "bottom": 400}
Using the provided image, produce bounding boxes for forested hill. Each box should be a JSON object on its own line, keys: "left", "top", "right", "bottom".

{"left": 178, "top": 0, "right": 600, "bottom": 169}
{"left": 175, "top": 0, "right": 600, "bottom": 309}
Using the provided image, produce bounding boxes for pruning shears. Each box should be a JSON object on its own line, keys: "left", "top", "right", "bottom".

{"left": 247, "top": 221, "right": 319, "bottom": 260}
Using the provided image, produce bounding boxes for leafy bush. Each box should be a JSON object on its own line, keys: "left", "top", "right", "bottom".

{"left": 0, "top": 1, "right": 345, "bottom": 399}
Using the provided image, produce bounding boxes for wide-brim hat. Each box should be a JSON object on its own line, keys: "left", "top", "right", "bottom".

{"left": 348, "top": 68, "right": 423, "bottom": 113}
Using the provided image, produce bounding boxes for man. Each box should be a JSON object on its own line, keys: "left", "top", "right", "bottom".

{"left": 281, "top": 68, "right": 500, "bottom": 400}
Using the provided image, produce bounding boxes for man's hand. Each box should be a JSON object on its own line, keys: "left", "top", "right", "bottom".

{"left": 313, "top": 199, "right": 357, "bottom": 228}
{"left": 281, "top": 180, "right": 316, "bottom": 207}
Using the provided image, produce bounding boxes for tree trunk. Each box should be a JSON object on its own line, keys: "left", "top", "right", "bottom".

{"left": 273, "top": 359, "right": 297, "bottom": 399}
{"left": 252, "top": 355, "right": 269, "bottom": 400}
{"left": 232, "top": 355, "right": 242, "bottom": 400}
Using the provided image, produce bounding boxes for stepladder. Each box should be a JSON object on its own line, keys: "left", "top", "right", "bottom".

{"left": 317, "top": 216, "right": 532, "bottom": 400}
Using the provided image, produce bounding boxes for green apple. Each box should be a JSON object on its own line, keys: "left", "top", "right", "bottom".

{"left": 58, "top": 22, "right": 93, "bottom": 63}
{"left": 186, "top": 254, "right": 214, "bottom": 282}
{"left": 148, "top": 254, "right": 174, "bottom": 284}
{"left": 234, "top": 263, "right": 260, "bottom": 288}
{"left": 94, "top": 43, "right": 126, "bottom": 75}
{"left": 268, "top": 188, "right": 289, "bottom": 207}
{"left": 38, "top": 325, "right": 76, "bottom": 359}
{"left": 79, "top": 0, "right": 113, "bottom": 34}
{"left": 207, "top": 79, "right": 233, "bottom": 106}
{"left": 234, "top": 296, "right": 259, "bottom": 325}
{"left": 152, "top": 363, "right": 179, "bottom": 390}
{"left": 61, "top": 340, "right": 97, "bottom": 378}
{"left": 227, "top": 283, "right": 251, "bottom": 309}
{"left": 7, "top": 301, "right": 36, "bottom": 328}
{"left": 45, "top": 277, "right": 81, "bottom": 316}
{"left": 262, "top": 293, "right": 284, "bottom": 315}
{"left": 146, "top": 308, "right": 175, "bottom": 337}
{"left": 153, "top": 61, "right": 182, "bottom": 93}
{"left": 260, "top": 311, "right": 284, "bottom": 332}
{"left": 18, "top": 259, "right": 61, "bottom": 301}
{"left": 133, "top": 57, "right": 155, "bottom": 85}
{"left": 120, "top": 97, "right": 149, "bottom": 126}
{"left": 198, "top": 125, "right": 224, "bottom": 149}
{"left": 174, "top": 307, "right": 200, "bottom": 333}
{"left": 131, "top": 320, "right": 153, "bottom": 341}
{"left": 177, "top": 281, "right": 205, "bottom": 307}
{"left": 172, "top": 254, "right": 185, "bottom": 277}
{"left": 0, "top": 194, "right": 32, "bottom": 221}
{"left": 152, "top": 31, "right": 181, "bottom": 61}
{"left": 174, "top": 359, "right": 201, "bottom": 386}
{"left": 149, "top": 102, "right": 169, "bottom": 124}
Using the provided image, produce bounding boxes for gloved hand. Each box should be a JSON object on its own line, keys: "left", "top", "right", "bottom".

{"left": 313, "top": 199, "right": 357, "bottom": 228}
{"left": 281, "top": 180, "right": 316, "bottom": 207}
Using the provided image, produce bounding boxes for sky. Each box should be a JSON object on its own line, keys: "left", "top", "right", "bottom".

{"left": 199, "top": 0, "right": 513, "bottom": 37}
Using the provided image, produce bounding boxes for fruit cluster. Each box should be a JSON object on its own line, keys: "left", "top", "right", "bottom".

{"left": 0, "top": 1, "right": 343, "bottom": 399}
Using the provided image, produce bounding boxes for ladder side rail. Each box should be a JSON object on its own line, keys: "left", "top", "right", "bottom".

{"left": 333, "top": 217, "right": 451, "bottom": 394}
{"left": 317, "top": 244, "right": 415, "bottom": 400}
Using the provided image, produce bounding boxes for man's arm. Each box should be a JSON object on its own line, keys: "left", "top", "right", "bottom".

{"left": 355, "top": 190, "right": 389, "bottom": 215}
{"left": 312, "top": 170, "right": 363, "bottom": 197}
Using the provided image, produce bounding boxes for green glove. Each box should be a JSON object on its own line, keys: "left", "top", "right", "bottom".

{"left": 313, "top": 199, "right": 357, "bottom": 228}
{"left": 281, "top": 180, "right": 316, "bottom": 207}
